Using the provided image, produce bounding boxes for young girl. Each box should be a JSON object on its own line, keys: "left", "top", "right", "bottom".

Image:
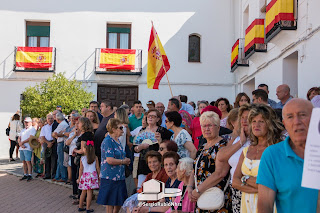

{"left": 77, "top": 140, "right": 100, "bottom": 212}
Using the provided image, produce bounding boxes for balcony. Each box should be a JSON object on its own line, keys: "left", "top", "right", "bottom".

{"left": 95, "top": 48, "right": 142, "bottom": 75}
{"left": 231, "top": 38, "right": 249, "bottom": 72}
{"left": 13, "top": 47, "right": 56, "bottom": 72}
{"left": 244, "top": 19, "right": 267, "bottom": 59}
{"left": 265, "top": 0, "right": 297, "bottom": 42}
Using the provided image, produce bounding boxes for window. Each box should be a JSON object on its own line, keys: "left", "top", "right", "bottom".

{"left": 188, "top": 34, "right": 201, "bottom": 62}
{"left": 107, "top": 24, "right": 131, "bottom": 49}
{"left": 26, "top": 21, "right": 50, "bottom": 47}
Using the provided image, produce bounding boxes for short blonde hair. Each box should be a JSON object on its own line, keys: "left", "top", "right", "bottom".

{"left": 200, "top": 111, "right": 220, "bottom": 126}
{"left": 106, "top": 118, "right": 121, "bottom": 134}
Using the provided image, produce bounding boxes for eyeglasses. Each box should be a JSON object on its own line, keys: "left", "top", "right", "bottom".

{"left": 147, "top": 115, "right": 157, "bottom": 119}
{"left": 159, "top": 147, "right": 166, "bottom": 151}
{"left": 200, "top": 124, "right": 216, "bottom": 129}
{"left": 117, "top": 126, "right": 124, "bottom": 130}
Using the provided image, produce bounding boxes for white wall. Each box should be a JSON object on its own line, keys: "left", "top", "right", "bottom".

{"left": 234, "top": 0, "right": 320, "bottom": 101}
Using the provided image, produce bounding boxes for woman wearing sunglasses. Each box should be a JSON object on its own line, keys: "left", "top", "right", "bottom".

{"left": 133, "top": 109, "right": 172, "bottom": 190}
{"left": 97, "top": 118, "right": 131, "bottom": 213}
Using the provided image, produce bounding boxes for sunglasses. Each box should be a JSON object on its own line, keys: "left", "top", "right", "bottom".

{"left": 159, "top": 147, "right": 165, "bottom": 151}
{"left": 147, "top": 115, "right": 157, "bottom": 119}
{"left": 117, "top": 126, "right": 124, "bottom": 130}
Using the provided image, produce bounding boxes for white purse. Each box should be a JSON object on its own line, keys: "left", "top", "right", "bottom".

{"left": 194, "top": 151, "right": 230, "bottom": 211}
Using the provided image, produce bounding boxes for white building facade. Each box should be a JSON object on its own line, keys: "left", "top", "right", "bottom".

{"left": 232, "top": 0, "right": 320, "bottom": 101}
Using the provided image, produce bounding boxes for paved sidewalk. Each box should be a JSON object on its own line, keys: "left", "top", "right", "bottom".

{"left": 0, "top": 159, "right": 105, "bottom": 213}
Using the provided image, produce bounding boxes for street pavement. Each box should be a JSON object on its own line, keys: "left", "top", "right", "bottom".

{"left": 0, "top": 159, "right": 106, "bottom": 213}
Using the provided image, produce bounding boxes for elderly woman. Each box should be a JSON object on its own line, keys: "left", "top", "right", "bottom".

{"left": 137, "top": 151, "right": 181, "bottom": 213}
{"left": 97, "top": 118, "right": 131, "bottom": 213}
{"left": 125, "top": 151, "right": 168, "bottom": 213}
{"left": 188, "top": 111, "right": 231, "bottom": 213}
{"left": 85, "top": 110, "right": 100, "bottom": 133}
{"left": 217, "top": 104, "right": 252, "bottom": 213}
{"left": 159, "top": 140, "right": 178, "bottom": 156}
{"left": 191, "top": 101, "right": 209, "bottom": 149}
{"left": 215, "top": 98, "right": 232, "bottom": 128}
{"left": 134, "top": 109, "right": 172, "bottom": 189}
{"left": 232, "top": 104, "right": 283, "bottom": 213}
{"left": 234, "top": 93, "right": 250, "bottom": 108}
{"left": 165, "top": 111, "right": 197, "bottom": 159}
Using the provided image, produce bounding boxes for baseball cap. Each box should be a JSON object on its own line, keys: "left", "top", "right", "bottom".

{"left": 24, "top": 117, "right": 32, "bottom": 122}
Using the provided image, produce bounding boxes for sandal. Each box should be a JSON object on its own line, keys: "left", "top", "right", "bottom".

{"left": 86, "top": 209, "right": 94, "bottom": 213}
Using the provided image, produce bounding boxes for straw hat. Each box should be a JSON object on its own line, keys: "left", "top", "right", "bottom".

{"left": 29, "top": 136, "right": 40, "bottom": 149}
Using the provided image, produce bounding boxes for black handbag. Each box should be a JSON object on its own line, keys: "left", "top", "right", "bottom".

{"left": 74, "top": 155, "right": 81, "bottom": 166}
{"left": 6, "top": 127, "right": 10, "bottom": 136}
{"left": 63, "top": 145, "right": 69, "bottom": 154}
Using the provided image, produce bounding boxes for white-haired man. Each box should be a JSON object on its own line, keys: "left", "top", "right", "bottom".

{"left": 257, "top": 99, "right": 318, "bottom": 213}
{"left": 52, "top": 112, "right": 69, "bottom": 182}
{"left": 19, "top": 117, "right": 36, "bottom": 181}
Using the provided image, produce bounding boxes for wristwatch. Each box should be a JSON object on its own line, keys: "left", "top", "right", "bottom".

{"left": 241, "top": 175, "right": 250, "bottom": 186}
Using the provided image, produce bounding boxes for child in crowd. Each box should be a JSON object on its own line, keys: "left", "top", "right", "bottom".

{"left": 77, "top": 141, "right": 100, "bottom": 213}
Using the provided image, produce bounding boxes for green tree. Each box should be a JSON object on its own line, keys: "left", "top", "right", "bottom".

{"left": 21, "top": 73, "right": 94, "bottom": 118}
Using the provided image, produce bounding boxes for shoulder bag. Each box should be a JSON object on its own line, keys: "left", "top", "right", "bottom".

{"left": 194, "top": 150, "right": 230, "bottom": 211}
{"left": 6, "top": 127, "right": 10, "bottom": 136}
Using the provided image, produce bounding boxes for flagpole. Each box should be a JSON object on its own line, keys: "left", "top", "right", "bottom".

{"left": 151, "top": 21, "right": 173, "bottom": 97}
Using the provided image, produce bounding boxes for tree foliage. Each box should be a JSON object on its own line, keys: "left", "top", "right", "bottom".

{"left": 21, "top": 73, "right": 94, "bottom": 118}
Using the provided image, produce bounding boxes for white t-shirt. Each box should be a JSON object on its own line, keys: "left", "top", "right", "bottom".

{"left": 68, "top": 132, "right": 79, "bottom": 156}
{"left": 118, "top": 125, "right": 127, "bottom": 150}
{"left": 19, "top": 126, "right": 37, "bottom": 151}
{"left": 54, "top": 120, "right": 69, "bottom": 143}
{"left": 81, "top": 156, "right": 97, "bottom": 173}
{"left": 228, "top": 136, "right": 250, "bottom": 182}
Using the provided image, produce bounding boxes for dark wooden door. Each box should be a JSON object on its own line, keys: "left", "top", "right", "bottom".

{"left": 97, "top": 85, "right": 138, "bottom": 108}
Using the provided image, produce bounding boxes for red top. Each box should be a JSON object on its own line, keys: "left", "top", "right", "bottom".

{"left": 138, "top": 168, "right": 168, "bottom": 193}
{"left": 191, "top": 117, "right": 201, "bottom": 149}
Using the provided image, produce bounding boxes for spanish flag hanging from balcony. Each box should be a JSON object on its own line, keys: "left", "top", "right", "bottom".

{"left": 266, "top": 0, "right": 294, "bottom": 34}
{"left": 99, "top": 49, "right": 136, "bottom": 70}
{"left": 147, "top": 24, "right": 170, "bottom": 89}
{"left": 244, "top": 19, "right": 265, "bottom": 53}
{"left": 231, "top": 39, "right": 239, "bottom": 69}
{"left": 16, "top": 47, "right": 53, "bottom": 68}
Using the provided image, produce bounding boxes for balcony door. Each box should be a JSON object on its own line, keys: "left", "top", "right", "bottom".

{"left": 97, "top": 85, "right": 138, "bottom": 108}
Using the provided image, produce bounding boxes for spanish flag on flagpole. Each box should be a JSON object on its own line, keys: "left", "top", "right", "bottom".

{"left": 147, "top": 22, "right": 172, "bottom": 95}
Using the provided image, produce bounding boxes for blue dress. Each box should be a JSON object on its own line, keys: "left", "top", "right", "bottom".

{"left": 97, "top": 134, "right": 128, "bottom": 206}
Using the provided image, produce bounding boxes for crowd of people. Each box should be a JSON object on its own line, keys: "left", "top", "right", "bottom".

{"left": 6, "top": 83, "right": 320, "bottom": 213}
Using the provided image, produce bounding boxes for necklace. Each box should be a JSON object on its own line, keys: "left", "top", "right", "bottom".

{"left": 256, "top": 146, "right": 267, "bottom": 154}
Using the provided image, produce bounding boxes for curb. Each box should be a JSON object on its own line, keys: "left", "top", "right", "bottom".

{"left": 3, "top": 170, "right": 99, "bottom": 195}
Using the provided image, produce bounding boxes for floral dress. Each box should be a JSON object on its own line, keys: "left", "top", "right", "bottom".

{"left": 194, "top": 139, "right": 232, "bottom": 213}
{"left": 78, "top": 156, "right": 99, "bottom": 190}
